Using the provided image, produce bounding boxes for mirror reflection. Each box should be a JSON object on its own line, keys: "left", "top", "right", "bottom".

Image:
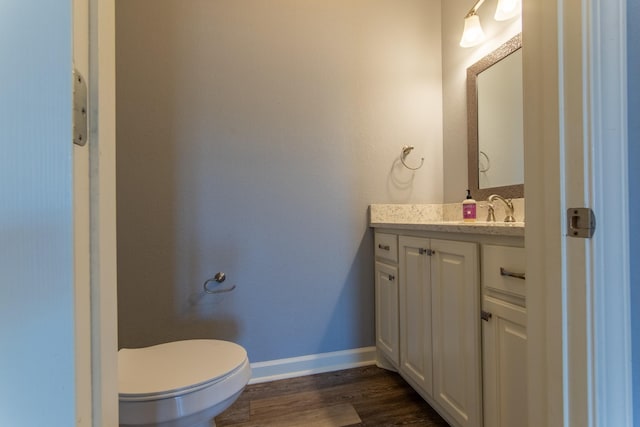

{"left": 477, "top": 49, "right": 523, "bottom": 189}
{"left": 467, "top": 34, "right": 523, "bottom": 200}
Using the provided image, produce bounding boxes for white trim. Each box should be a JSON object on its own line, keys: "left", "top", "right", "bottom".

{"left": 88, "top": 0, "right": 118, "bottom": 425}
{"left": 588, "top": 0, "right": 632, "bottom": 424}
{"left": 249, "top": 347, "right": 376, "bottom": 384}
{"left": 73, "top": 0, "right": 93, "bottom": 424}
{"left": 561, "top": 0, "right": 592, "bottom": 423}
{"left": 522, "top": 0, "right": 565, "bottom": 425}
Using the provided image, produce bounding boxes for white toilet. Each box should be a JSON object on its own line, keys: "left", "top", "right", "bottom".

{"left": 118, "top": 339, "right": 251, "bottom": 427}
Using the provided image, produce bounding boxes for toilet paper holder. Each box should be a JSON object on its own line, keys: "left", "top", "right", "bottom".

{"left": 203, "top": 272, "right": 236, "bottom": 294}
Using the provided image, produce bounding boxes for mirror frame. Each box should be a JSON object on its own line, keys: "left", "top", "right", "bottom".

{"left": 467, "top": 33, "right": 523, "bottom": 200}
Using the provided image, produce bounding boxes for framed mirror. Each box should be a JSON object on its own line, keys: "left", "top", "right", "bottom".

{"left": 467, "top": 34, "right": 523, "bottom": 200}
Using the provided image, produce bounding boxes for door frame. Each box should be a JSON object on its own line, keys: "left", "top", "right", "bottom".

{"left": 82, "top": 0, "right": 118, "bottom": 424}
{"left": 524, "top": 0, "right": 631, "bottom": 425}
{"left": 582, "top": 0, "right": 632, "bottom": 423}
{"left": 73, "top": 0, "right": 92, "bottom": 423}
{"left": 87, "top": 0, "right": 632, "bottom": 424}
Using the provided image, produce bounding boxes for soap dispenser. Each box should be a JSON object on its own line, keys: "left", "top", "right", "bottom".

{"left": 462, "top": 189, "right": 477, "bottom": 222}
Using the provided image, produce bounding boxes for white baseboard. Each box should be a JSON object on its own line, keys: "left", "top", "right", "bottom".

{"left": 248, "top": 346, "right": 376, "bottom": 384}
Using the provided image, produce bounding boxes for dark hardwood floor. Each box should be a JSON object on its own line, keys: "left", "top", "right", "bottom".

{"left": 215, "top": 365, "right": 450, "bottom": 427}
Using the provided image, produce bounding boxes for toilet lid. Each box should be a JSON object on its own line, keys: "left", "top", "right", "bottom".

{"left": 118, "top": 339, "right": 248, "bottom": 398}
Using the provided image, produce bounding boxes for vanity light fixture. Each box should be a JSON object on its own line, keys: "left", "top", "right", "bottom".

{"left": 494, "top": 0, "right": 521, "bottom": 21}
{"left": 460, "top": 0, "right": 486, "bottom": 48}
{"left": 460, "top": 0, "right": 522, "bottom": 48}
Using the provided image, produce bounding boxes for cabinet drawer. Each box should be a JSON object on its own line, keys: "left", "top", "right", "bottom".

{"left": 482, "top": 245, "right": 526, "bottom": 298}
{"left": 375, "top": 232, "right": 398, "bottom": 263}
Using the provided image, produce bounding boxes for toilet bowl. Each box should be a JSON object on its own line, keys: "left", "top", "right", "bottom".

{"left": 118, "top": 339, "right": 251, "bottom": 427}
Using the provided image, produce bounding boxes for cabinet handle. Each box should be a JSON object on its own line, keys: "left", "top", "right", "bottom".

{"left": 388, "top": 274, "right": 395, "bottom": 281}
{"left": 481, "top": 310, "right": 492, "bottom": 322}
{"left": 500, "top": 267, "right": 526, "bottom": 280}
{"left": 419, "top": 248, "right": 435, "bottom": 256}
{"left": 378, "top": 244, "right": 390, "bottom": 251}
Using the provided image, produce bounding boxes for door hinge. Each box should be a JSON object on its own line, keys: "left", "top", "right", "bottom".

{"left": 73, "top": 70, "right": 88, "bottom": 146}
{"left": 567, "top": 208, "right": 596, "bottom": 238}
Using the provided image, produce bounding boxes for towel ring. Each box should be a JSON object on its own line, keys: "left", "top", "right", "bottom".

{"left": 203, "top": 272, "right": 236, "bottom": 294}
{"left": 400, "top": 145, "right": 424, "bottom": 171}
{"left": 479, "top": 150, "right": 491, "bottom": 173}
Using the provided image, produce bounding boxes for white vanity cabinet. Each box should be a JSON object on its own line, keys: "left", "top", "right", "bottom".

{"left": 481, "top": 245, "right": 527, "bottom": 427}
{"left": 373, "top": 225, "right": 525, "bottom": 427}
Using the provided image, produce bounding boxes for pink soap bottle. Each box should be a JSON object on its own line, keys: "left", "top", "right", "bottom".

{"left": 462, "top": 189, "right": 477, "bottom": 222}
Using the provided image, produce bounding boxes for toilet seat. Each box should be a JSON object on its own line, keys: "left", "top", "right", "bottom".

{"left": 119, "top": 339, "right": 248, "bottom": 401}
{"left": 118, "top": 339, "right": 251, "bottom": 426}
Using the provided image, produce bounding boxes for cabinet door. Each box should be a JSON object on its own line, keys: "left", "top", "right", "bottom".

{"left": 482, "top": 294, "right": 527, "bottom": 427}
{"left": 431, "top": 239, "right": 481, "bottom": 427}
{"left": 375, "top": 261, "right": 399, "bottom": 367}
{"left": 398, "top": 236, "right": 433, "bottom": 396}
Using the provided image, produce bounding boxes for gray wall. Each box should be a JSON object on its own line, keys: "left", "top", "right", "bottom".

{"left": 629, "top": 0, "right": 639, "bottom": 421}
{"left": 441, "top": 0, "right": 521, "bottom": 202}
{"left": 116, "top": 0, "right": 443, "bottom": 362}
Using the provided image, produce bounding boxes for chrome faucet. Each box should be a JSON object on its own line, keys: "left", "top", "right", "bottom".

{"left": 488, "top": 194, "right": 516, "bottom": 222}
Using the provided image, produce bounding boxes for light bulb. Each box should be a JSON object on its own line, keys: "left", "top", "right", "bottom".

{"left": 460, "top": 14, "right": 485, "bottom": 48}
{"left": 494, "top": 0, "right": 521, "bottom": 21}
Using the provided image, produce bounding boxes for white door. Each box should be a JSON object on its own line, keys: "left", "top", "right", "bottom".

{"left": 0, "top": 1, "right": 117, "bottom": 425}
{"left": 375, "top": 261, "right": 400, "bottom": 367}
{"left": 482, "top": 295, "right": 527, "bottom": 427}
{"left": 431, "top": 239, "right": 481, "bottom": 427}
{"left": 0, "top": 0, "right": 89, "bottom": 425}
{"left": 524, "top": 0, "right": 631, "bottom": 425}
{"left": 398, "top": 236, "right": 433, "bottom": 396}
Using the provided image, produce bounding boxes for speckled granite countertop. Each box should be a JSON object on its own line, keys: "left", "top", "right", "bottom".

{"left": 369, "top": 202, "right": 525, "bottom": 237}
